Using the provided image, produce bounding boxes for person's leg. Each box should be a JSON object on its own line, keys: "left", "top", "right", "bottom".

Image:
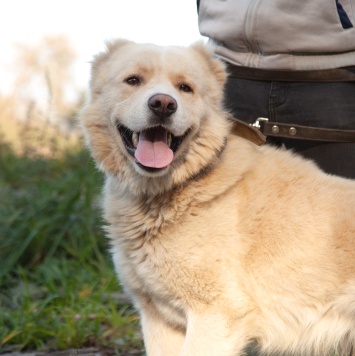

{"left": 224, "top": 76, "right": 285, "bottom": 149}
{"left": 224, "top": 77, "right": 271, "bottom": 124}
{"left": 224, "top": 77, "right": 355, "bottom": 179}
{"left": 270, "top": 81, "right": 355, "bottom": 179}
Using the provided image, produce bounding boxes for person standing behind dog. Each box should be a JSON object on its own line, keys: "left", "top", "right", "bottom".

{"left": 197, "top": 0, "right": 355, "bottom": 179}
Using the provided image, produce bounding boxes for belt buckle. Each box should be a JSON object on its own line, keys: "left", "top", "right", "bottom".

{"left": 251, "top": 117, "right": 269, "bottom": 130}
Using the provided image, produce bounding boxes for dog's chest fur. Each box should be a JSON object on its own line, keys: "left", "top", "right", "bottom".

{"left": 103, "top": 176, "right": 244, "bottom": 325}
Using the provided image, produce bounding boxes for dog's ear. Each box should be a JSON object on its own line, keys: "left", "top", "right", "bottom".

{"left": 90, "top": 39, "right": 132, "bottom": 94}
{"left": 190, "top": 41, "right": 227, "bottom": 87}
{"left": 91, "top": 39, "right": 131, "bottom": 73}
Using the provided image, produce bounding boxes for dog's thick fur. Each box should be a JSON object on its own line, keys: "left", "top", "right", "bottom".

{"left": 79, "top": 39, "right": 355, "bottom": 356}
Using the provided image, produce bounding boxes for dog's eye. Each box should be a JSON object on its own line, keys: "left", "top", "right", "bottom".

{"left": 125, "top": 76, "right": 141, "bottom": 86}
{"left": 179, "top": 84, "right": 193, "bottom": 93}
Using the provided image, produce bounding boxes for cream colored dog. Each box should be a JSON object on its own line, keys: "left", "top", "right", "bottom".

{"left": 79, "top": 39, "right": 355, "bottom": 356}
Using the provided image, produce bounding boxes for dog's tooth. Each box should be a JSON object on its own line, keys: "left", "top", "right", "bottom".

{"left": 132, "top": 132, "right": 139, "bottom": 148}
{"left": 167, "top": 132, "right": 172, "bottom": 147}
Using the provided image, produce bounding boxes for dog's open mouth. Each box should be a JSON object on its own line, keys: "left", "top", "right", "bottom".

{"left": 118, "top": 124, "right": 187, "bottom": 171}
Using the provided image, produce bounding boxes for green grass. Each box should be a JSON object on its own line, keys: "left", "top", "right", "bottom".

{"left": 0, "top": 136, "right": 143, "bottom": 354}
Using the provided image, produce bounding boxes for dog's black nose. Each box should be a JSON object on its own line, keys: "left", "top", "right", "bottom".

{"left": 148, "top": 94, "right": 177, "bottom": 118}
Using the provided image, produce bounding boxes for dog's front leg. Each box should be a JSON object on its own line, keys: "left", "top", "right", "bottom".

{"left": 140, "top": 307, "right": 185, "bottom": 356}
{"left": 179, "top": 311, "right": 247, "bottom": 356}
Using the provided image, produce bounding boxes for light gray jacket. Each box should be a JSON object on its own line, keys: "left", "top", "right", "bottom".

{"left": 198, "top": 0, "right": 355, "bottom": 70}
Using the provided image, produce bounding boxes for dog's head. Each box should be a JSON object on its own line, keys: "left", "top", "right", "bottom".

{"left": 80, "top": 39, "right": 231, "bottom": 194}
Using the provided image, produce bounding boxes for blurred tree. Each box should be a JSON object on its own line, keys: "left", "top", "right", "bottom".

{"left": 0, "top": 35, "right": 84, "bottom": 155}
{"left": 12, "top": 35, "right": 80, "bottom": 127}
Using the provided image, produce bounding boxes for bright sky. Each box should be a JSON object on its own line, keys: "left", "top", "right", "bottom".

{"left": 0, "top": 0, "right": 204, "bottom": 95}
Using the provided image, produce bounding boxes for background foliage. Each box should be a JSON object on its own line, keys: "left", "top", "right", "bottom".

{"left": 0, "top": 127, "right": 143, "bottom": 354}
{"left": 0, "top": 35, "right": 143, "bottom": 354}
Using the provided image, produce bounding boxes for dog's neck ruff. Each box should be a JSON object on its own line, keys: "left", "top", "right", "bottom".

{"left": 171, "top": 137, "right": 227, "bottom": 192}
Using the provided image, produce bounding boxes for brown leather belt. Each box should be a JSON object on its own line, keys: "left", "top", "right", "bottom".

{"left": 251, "top": 118, "right": 355, "bottom": 143}
{"left": 231, "top": 117, "right": 355, "bottom": 146}
{"left": 226, "top": 64, "right": 355, "bottom": 82}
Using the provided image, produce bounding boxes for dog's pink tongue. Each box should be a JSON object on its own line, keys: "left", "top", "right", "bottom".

{"left": 135, "top": 127, "right": 173, "bottom": 168}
